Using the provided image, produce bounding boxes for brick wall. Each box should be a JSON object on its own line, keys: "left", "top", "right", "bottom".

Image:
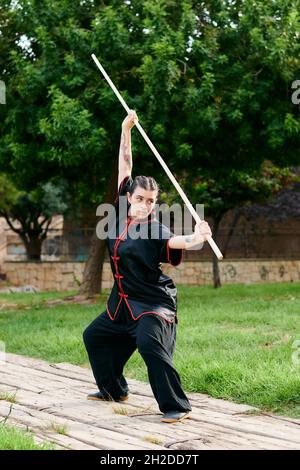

{"left": 0, "top": 259, "right": 299, "bottom": 291}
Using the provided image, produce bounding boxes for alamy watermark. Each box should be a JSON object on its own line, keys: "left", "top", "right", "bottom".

{"left": 0, "top": 340, "right": 6, "bottom": 365}
{"left": 291, "top": 80, "right": 300, "bottom": 105}
{"left": 0, "top": 80, "right": 6, "bottom": 105}
{"left": 95, "top": 198, "right": 205, "bottom": 250}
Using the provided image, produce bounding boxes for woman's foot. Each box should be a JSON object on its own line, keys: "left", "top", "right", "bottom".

{"left": 160, "top": 411, "right": 191, "bottom": 423}
{"left": 87, "top": 391, "right": 129, "bottom": 402}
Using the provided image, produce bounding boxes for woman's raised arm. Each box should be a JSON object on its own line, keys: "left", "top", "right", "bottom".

{"left": 118, "top": 110, "right": 138, "bottom": 189}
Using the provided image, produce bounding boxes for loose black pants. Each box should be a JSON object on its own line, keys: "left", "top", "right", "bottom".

{"left": 82, "top": 302, "right": 192, "bottom": 413}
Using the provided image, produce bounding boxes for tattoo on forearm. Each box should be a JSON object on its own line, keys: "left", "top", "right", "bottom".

{"left": 185, "top": 235, "right": 194, "bottom": 243}
{"left": 121, "top": 131, "right": 132, "bottom": 165}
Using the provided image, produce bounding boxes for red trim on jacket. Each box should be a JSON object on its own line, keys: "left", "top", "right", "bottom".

{"left": 108, "top": 208, "right": 176, "bottom": 324}
{"left": 106, "top": 298, "right": 122, "bottom": 321}
{"left": 109, "top": 218, "right": 130, "bottom": 320}
{"left": 123, "top": 299, "right": 176, "bottom": 324}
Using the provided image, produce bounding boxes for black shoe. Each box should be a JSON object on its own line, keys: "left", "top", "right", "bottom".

{"left": 87, "top": 391, "right": 129, "bottom": 402}
{"left": 160, "top": 411, "right": 191, "bottom": 423}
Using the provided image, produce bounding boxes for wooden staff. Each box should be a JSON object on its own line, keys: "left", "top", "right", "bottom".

{"left": 91, "top": 53, "right": 223, "bottom": 260}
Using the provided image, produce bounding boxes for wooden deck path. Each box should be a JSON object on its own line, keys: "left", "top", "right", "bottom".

{"left": 1, "top": 353, "right": 300, "bottom": 450}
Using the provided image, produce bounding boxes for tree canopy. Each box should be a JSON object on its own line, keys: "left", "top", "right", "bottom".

{"left": 0, "top": 173, "right": 69, "bottom": 259}
{"left": 0, "top": 0, "right": 299, "bottom": 286}
{"left": 1, "top": 0, "right": 299, "bottom": 196}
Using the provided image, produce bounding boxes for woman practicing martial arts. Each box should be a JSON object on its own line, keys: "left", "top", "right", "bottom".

{"left": 83, "top": 110, "right": 212, "bottom": 423}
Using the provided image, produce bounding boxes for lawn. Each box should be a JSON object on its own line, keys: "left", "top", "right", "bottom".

{"left": 0, "top": 283, "right": 300, "bottom": 419}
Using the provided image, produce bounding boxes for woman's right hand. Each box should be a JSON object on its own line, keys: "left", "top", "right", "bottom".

{"left": 122, "top": 110, "right": 138, "bottom": 131}
{"left": 194, "top": 220, "right": 212, "bottom": 243}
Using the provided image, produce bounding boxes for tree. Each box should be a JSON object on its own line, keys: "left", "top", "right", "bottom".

{"left": 242, "top": 172, "right": 300, "bottom": 224}
{"left": 0, "top": 0, "right": 124, "bottom": 289}
{"left": 0, "top": 174, "right": 69, "bottom": 260}
{"left": 162, "top": 161, "right": 298, "bottom": 285}
{"left": 1, "top": 0, "right": 299, "bottom": 291}
{"left": 134, "top": 0, "right": 300, "bottom": 286}
{"left": 239, "top": 169, "right": 300, "bottom": 259}
{"left": 185, "top": 162, "right": 298, "bottom": 286}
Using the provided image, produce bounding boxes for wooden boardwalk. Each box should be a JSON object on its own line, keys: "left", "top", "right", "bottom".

{"left": 1, "top": 353, "right": 300, "bottom": 450}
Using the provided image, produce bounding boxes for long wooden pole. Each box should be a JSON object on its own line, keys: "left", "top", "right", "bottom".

{"left": 91, "top": 53, "right": 223, "bottom": 260}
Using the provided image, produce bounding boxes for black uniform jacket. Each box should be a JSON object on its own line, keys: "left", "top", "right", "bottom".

{"left": 105, "top": 176, "right": 183, "bottom": 324}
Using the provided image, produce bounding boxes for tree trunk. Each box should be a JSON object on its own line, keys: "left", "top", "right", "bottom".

{"left": 212, "top": 216, "right": 222, "bottom": 288}
{"left": 222, "top": 208, "right": 242, "bottom": 258}
{"left": 22, "top": 236, "right": 43, "bottom": 261}
{"left": 79, "top": 163, "right": 118, "bottom": 296}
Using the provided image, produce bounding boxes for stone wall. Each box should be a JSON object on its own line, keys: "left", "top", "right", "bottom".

{"left": 0, "top": 262, "right": 83, "bottom": 291}
{"left": 0, "top": 259, "right": 299, "bottom": 291}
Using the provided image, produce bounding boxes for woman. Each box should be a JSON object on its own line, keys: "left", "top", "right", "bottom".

{"left": 83, "top": 110, "right": 212, "bottom": 423}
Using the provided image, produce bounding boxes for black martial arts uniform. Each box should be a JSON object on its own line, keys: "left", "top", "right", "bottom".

{"left": 83, "top": 176, "right": 192, "bottom": 413}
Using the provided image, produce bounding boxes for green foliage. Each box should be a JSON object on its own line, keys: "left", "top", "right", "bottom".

{"left": 0, "top": 174, "right": 20, "bottom": 211}
{"left": 0, "top": 423, "right": 55, "bottom": 450}
{"left": 0, "top": 173, "right": 70, "bottom": 259}
{"left": 164, "top": 161, "right": 298, "bottom": 219}
{"left": 0, "top": 173, "right": 69, "bottom": 220}
{"left": 0, "top": 0, "right": 299, "bottom": 218}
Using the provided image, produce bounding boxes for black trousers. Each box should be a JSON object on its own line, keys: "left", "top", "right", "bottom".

{"left": 82, "top": 301, "right": 192, "bottom": 413}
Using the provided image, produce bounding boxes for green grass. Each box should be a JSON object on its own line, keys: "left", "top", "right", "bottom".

{"left": 0, "top": 290, "right": 77, "bottom": 307}
{"left": 0, "top": 283, "right": 300, "bottom": 419}
{"left": 0, "top": 423, "right": 55, "bottom": 450}
{"left": 46, "top": 422, "right": 68, "bottom": 435}
{"left": 0, "top": 392, "right": 16, "bottom": 403}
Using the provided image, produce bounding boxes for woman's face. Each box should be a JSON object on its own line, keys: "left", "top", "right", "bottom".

{"left": 127, "top": 186, "right": 158, "bottom": 220}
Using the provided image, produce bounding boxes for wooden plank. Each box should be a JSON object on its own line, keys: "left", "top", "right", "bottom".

{"left": 166, "top": 419, "right": 299, "bottom": 450}
{"left": 3, "top": 384, "right": 297, "bottom": 450}
{"left": 0, "top": 384, "right": 257, "bottom": 449}
{"left": 0, "top": 364, "right": 299, "bottom": 439}
{"left": 5, "top": 354, "right": 94, "bottom": 384}
{"left": 5, "top": 353, "right": 300, "bottom": 423}
{"left": 0, "top": 362, "right": 94, "bottom": 390}
{"left": 0, "top": 401, "right": 166, "bottom": 450}
{"left": 4, "top": 354, "right": 258, "bottom": 414}
{"left": 2, "top": 400, "right": 295, "bottom": 451}
{"left": 185, "top": 417, "right": 300, "bottom": 448}
{"left": 188, "top": 407, "right": 300, "bottom": 441}
{"left": 2, "top": 353, "right": 300, "bottom": 450}
{"left": 187, "top": 392, "right": 258, "bottom": 414}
